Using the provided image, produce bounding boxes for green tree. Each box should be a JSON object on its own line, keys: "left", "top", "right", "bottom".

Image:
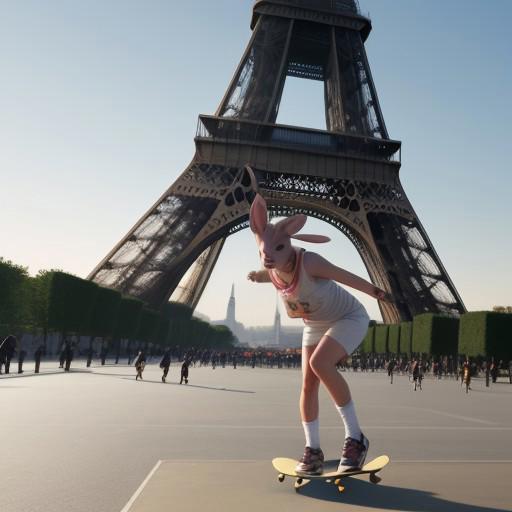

{"left": 211, "top": 325, "right": 236, "bottom": 349}
{"left": 0, "top": 258, "right": 31, "bottom": 331}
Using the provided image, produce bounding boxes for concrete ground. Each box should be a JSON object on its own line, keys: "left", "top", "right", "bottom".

{"left": 1, "top": 360, "right": 511, "bottom": 512}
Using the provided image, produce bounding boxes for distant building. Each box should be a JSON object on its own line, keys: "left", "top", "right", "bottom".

{"left": 209, "top": 285, "right": 302, "bottom": 348}
{"left": 225, "top": 283, "right": 236, "bottom": 331}
{"left": 273, "top": 296, "right": 281, "bottom": 346}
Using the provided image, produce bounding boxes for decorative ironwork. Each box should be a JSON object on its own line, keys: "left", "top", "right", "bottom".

{"left": 89, "top": 0, "right": 465, "bottom": 323}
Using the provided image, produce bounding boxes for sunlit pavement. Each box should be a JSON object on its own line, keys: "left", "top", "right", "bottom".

{"left": 1, "top": 361, "right": 511, "bottom": 512}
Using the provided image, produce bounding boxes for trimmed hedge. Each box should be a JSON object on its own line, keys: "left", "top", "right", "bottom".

{"left": 360, "top": 325, "right": 375, "bottom": 354}
{"left": 374, "top": 325, "right": 389, "bottom": 354}
{"left": 30, "top": 271, "right": 53, "bottom": 333}
{"left": 136, "top": 308, "right": 160, "bottom": 343}
{"left": 89, "top": 287, "right": 121, "bottom": 337}
{"left": 47, "top": 272, "right": 98, "bottom": 334}
{"left": 412, "top": 314, "right": 459, "bottom": 356}
{"left": 459, "top": 311, "right": 512, "bottom": 360}
{"left": 400, "top": 321, "right": 412, "bottom": 355}
{"left": 161, "top": 301, "right": 193, "bottom": 320}
{"left": 113, "top": 296, "right": 143, "bottom": 340}
{"left": 155, "top": 316, "right": 171, "bottom": 346}
{"left": 388, "top": 324, "right": 400, "bottom": 354}
{"left": 0, "top": 258, "right": 31, "bottom": 329}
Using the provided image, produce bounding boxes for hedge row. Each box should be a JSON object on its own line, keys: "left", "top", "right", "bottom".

{"left": 459, "top": 312, "right": 512, "bottom": 361}
{"left": 358, "top": 311, "right": 511, "bottom": 361}
{"left": 0, "top": 259, "right": 235, "bottom": 350}
{"left": 360, "top": 321, "right": 376, "bottom": 353}
{"left": 374, "top": 325, "right": 389, "bottom": 354}
{"left": 400, "top": 322, "right": 412, "bottom": 355}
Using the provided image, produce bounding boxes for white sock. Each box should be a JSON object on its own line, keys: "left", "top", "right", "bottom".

{"left": 336, "top": 400, "right": 361, "bottom": 440}
{"left": 302, "top": 419, "right": 320, "bottom": 449}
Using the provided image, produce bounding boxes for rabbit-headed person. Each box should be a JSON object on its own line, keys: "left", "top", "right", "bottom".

{"left": 247, "top": 194, "right": 391, "bottom": 475}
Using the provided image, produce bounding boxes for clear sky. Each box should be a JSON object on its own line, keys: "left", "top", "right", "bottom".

{"left": 1, "top": 0, "right": 511, "bottom": 327}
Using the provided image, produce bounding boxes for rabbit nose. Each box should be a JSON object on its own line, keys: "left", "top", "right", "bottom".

{"left": 262, "top": 251, "right": 273, "bottom": 263}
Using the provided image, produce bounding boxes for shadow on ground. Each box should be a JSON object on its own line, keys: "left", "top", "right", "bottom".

{"left": 94, "top": 373, "right": 256, "bottom": 393}
{"left": 298, "top": 478, "right": 509, "bottom": 512}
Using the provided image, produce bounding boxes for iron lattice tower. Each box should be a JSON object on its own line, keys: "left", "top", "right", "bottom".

{"left": 89, "top": 0, "right": 466, "bottom": 323}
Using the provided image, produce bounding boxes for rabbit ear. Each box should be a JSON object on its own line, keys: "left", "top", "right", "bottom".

{"left": 249, "top": 194, "right": 268, "bottom": 236}
{"left": 276, "top": 214, "right": 307, "bottom": 236}
{"left": 292, "top": 234, "right": 331, "bottom": 243}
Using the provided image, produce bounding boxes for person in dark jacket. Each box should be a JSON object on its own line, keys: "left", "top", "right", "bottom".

{"left": 18, "top": 348, "right": 27, "bottom": 374}
{"left": 180, "top": 359, "right": 190, "bottom": 384}
{"left": 59, "top": 340, "right": 67, "bottom": 368}
{"left": 160, "top": 349, "right": 171, "bottom": 383}
{"left": 0, "top": 336, "right": 8, "bottom": 374}
{"left": 134, "top": 351, "right": 146, "bottom": 380}
{"left": 2, "top": 335, "right": 17, "bottom": 374}
{"left": 64, "top": 341, "right": 74, "bottom": 372}
{"left": 34, "top": 344, "right": 44, "bottom": 373}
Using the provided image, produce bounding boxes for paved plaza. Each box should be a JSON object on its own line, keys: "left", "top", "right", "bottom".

{"left": 1, "top": 361, "right": 511, "bottom": 512}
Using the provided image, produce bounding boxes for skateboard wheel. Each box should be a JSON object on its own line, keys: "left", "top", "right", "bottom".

{"left": 278, "top": 474, "right": 285, "bottom": 482}
{"left": 334, "top": 478, "right": 341, "bottom": 485}
{"left": 370, "top": 473, "right": 381, "bottom": 484}
{"left": 337, "top": 485, "right": 345, "bottom": 493}
{"left": 296, "top": 478, "right": 303, "bottom": 485}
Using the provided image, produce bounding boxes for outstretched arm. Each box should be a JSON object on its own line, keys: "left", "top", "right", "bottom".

{"left": 247, "top": 269, "right": 271, "bottom": 283}
{"left": 304, "top": 252, "right": 392, "bottom": 301}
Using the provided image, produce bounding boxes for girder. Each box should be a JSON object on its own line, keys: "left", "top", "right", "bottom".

{"left": 89, "top": 0, "right": 465, "bottom": 324}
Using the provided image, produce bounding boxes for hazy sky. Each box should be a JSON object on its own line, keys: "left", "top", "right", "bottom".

{"left": 1, "top": 0, "right": 511, "bottom": 327}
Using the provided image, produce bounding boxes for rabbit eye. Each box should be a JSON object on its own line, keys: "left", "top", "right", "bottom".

{"left": 276, "top": 244, "right": 284, "bottom": 251}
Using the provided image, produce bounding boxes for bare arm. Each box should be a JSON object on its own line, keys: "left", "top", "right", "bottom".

{"left": 247, "top": 269, "right": 271, "bottom": 283}
{"left": 304, "top": 252, "right": 392, "bottom": 301}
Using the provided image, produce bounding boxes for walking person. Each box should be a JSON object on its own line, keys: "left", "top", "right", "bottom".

{"left": 247, "top": 194, "right": 391, "bottom": 475}
{"left": 160, "top": 349, "right": 171, "bottom": 383}
{"left": 3, "top": 335, "right": 16, "bottom": 374}
{"left": 134, "top": 351, "right": 146, "bottom": 380}
{"left": 180, "top": 358, "right": 190, "bottom": 384}
{"left": 58, "top": 340, "right": 66, "bottom": 369}
{"left": 463, "top": 358, "right": 471, "bottom": 393}
{"left": 0, "top": 335, "right": 12, "bottom": 374}
{"left": 34, "top": 344, "right": 44, "bottom": 374}
{"left": 17, "top": 348, "right": 26, "bottom": 374}
{"left": 490, "top": 359, "right": 499, "bottom": 384}
{"left": 387, "top": 358, "right": 396, "bottom": 384}
{"left": 64, "top": 340, "right": 74, "bottom": 372}
{"left": 411, "top": 358, "right": 423, "bottom": 391}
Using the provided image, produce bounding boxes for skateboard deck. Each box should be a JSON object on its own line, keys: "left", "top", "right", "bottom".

{"left": 272, "top": 455, "right": 389, "bottom": 492}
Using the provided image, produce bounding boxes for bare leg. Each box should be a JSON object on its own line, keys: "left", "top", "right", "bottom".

{"left": 300, "top": 344, "right": 321, "bottom": 422}
{"left": 309, "top": 336, "right": 351, "bottom": 407}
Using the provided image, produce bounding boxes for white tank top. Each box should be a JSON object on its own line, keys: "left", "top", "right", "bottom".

{"left": 269, "top": 249, "right": 364, "bottom": 323}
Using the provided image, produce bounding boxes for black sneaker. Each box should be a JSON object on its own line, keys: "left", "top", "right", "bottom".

{"left": 338, "top": 433, "right": 369, "bottom": 472}
{"left": 295, "top": 447, "right": 324, "bottom": 475}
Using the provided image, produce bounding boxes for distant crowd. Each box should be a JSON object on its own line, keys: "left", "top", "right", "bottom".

{"left": 1, "top": 335, "right": 511, "bottom": 390}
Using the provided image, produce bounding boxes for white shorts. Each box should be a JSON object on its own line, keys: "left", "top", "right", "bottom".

{"left": 302, "top": 308, "right": 370, "bottom": 355}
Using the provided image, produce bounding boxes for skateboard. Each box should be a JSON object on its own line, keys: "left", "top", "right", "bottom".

{"left": 272, "top": 455, "right": 389, "bottom": 493}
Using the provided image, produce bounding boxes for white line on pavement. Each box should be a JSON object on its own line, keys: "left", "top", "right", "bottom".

{"left": 1, "top": 423, "right": 512, "bottom": 430}
{"left": 398, "top": 406, "right": 498, "bottom": 425}
{"left": 119, "top": 460, "right": 161, "bottom": 512}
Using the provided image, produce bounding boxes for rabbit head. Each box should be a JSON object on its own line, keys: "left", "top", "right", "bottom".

{"left": 249, "top": 194, "right": 330, "bottom": 271}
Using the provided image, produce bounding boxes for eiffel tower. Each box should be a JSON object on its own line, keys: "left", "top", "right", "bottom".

{"left": 89, "top": 0, "right": 466, "bottom": 323}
